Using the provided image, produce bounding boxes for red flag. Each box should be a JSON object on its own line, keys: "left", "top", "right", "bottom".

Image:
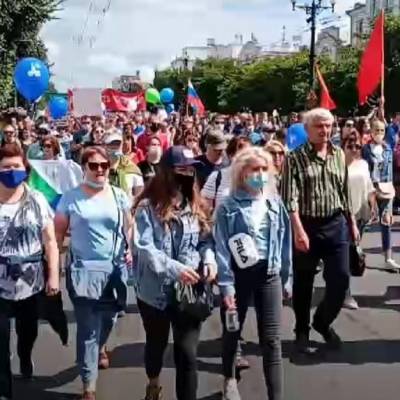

{"left": 102, "top": 89, "right": 146, "bottom": 112}
{"left": 316, "top": 66, "right": 336, "bottom": 110}
{"left": 357, "top": 10, "right": 385, "bottom": 105}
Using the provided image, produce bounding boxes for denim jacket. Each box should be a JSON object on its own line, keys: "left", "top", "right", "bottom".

{"left": 214, "top": 190, "right": 292, "bottom": 297}
{"left": 362, "top": 143, "right": 393, "bottom": 183}
{"left": 133, "top": 200, "right": 216, "bottom": 310}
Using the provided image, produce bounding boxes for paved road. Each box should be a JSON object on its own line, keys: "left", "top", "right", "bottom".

{"left": 11, "top": 224, "right": 400, "bottom": 400}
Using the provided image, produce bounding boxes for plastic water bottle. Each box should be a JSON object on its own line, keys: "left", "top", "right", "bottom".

{"left": 226, "top": 309, "right": 240, "bottom": 332}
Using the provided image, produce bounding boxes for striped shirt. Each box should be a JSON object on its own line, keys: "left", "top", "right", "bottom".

{"left": 281, "top": 141, "right": 350, "bottom": 218}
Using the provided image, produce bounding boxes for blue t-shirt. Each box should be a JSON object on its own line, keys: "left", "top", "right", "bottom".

{"left": 57, "top": 186, "right": 130, "bottom": 261}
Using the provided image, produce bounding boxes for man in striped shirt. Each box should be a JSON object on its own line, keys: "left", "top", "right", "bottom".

{"left": 281, "top": 108, "right": 359, "bottom": 354}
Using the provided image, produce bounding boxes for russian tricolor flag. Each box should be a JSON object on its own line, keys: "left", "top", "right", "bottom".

{"left": 187, "top": 80, "right": 205, "bottom": 116}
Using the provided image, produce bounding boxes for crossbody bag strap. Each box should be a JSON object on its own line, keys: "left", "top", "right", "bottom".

{"left": 110, "top": 186, "right": 128, "bottom": 264}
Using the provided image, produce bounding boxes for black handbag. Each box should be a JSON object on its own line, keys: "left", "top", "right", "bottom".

{"left": 349, "top": 243, "right": 366, "bottom": 277}
{"left": 168, "top": 219, "right": 214, "bottom": 322}
{"left": 174, "top": 278, "right": 214, "bottom": 322}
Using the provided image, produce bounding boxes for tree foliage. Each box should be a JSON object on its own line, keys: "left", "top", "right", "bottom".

{"left": 0, "top": 0, "right": 62, "bottom": 109}
{"left": 155, "top": 14, "right": 400, "bottom": 116}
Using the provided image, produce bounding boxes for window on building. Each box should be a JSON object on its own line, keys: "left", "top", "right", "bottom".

{"left": 357, "top": 19, "right": 364, "bottom": 35}
{"left": 371, "top": 0, "right": 377, "bottom": 16}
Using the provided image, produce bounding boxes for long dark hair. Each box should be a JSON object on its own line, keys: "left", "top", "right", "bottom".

{"left": 133, "top": 161, "right": 211, "bottom": 233}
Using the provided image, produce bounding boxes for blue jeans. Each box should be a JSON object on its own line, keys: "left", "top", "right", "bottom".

{"left": 377, "top": 198, "right": 393, "bottom": 252}
{"left": 73, "top": 299, "right": 117, "bottom": 388}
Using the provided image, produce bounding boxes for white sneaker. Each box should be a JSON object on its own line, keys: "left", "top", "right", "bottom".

{"left": 223, "top": 379, "right": 241, "bottom": 400}
{"left": 343, "top": 295, "right": 359, "bottom": 310}
{"left": 385, "top": 259, "right": 400, "bottom": 271}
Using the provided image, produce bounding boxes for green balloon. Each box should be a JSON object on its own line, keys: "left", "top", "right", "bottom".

{"left": 146, "top": 88, "right": 161, "bottom": 104}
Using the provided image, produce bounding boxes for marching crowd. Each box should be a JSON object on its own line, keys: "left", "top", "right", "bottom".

{"left": 0, "top": 106, "right": 399, "bottom": 400}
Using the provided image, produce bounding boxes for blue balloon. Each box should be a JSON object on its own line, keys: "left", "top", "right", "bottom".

{"left": 160, "top": 88, "right": 175, "bottom": 104}
{"left": 287, "top": 123, "right": 308, "bottom": 151}
{"left": 14, "top": 57, "right": 50, "bottom": 102}
{"left": 166, "top": 103, "right": 175, "bottom": 114}
{"left": 48, "top": 96, "right": 68, "bottom": 119}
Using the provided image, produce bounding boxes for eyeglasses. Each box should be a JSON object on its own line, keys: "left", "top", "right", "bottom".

{"left": 88, "top": 162, "right": 110, "bottom": 171}
{"left": 346, "top": 144, "right": 362, "bottom": 151}
{"left": 270, "top": 151, "right": 285, "bottom": 157}
{"left": 4, "top": 130, "right": 14, "bottom": 135}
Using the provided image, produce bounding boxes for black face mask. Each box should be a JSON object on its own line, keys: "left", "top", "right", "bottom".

{"left": 175, "top": 173, "right": 194, "bottom": 199}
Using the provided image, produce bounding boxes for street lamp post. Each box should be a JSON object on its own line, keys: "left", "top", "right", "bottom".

{"left": 291, "top": 0, "right": 335, "bottom": 90}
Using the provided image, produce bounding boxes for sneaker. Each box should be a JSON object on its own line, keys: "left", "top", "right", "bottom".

{"left": 343, "top": 295, "right": 359, "bottom": 310}
{"left": 144, "top": 385, "right": 162, "bottom": 400}
{"left": 235, "top": 356, "right": 250, "bottom": 370}
{"left": 385, "top": 259, "right": 400, "bottom": 272}
{"left": 313, "top": 325, "right": 342, "bottom": 350}
{"left": 82, "top": 392, "right": 96, "bottom": 400}
{"left": 223, "top": 379, "right": 241, "bottom": 400}
{"left": 98, "top": 349, "right": 110, "bottom": 370}
{"left": 19, "top": 358, "right": 33, "bottom": 379}
{"left": 294, "top": 333, "right": 317, "bottom": 355}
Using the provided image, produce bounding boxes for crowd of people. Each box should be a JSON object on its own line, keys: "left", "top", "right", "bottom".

{"left": 0, "top": 105, "right": 399, "bottom": 400}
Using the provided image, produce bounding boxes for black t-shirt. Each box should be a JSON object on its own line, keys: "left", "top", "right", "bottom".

{"left": 194, "top": 154, "right": 229, "bottom": 190}
{"left": 138, "top": 160, "right": 160, "bottom": 183}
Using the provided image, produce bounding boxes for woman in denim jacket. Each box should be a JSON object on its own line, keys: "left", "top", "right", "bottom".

{"left": 362, "top": 120, "right": 400, "bottom": 271}
{"left": 133, "top": 146, "right": 217, "bottom": 400}
{"left": 55, "top": 147, "right": 131, "bottom": 400}
{"left": 214, "top": 147, "right": 292, "bottom": 400}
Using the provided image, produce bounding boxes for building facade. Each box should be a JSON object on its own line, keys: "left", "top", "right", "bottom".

{"left": 171, "top": 33, "right": 300, "bottom": 70}
{"left": 347, "top": 0, "right": 400, "bottom": 47}
{"left": 316, "top": 26, "right": 343, "bottom": 61}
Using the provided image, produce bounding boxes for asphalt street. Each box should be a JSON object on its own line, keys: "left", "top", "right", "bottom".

{"left": 10, "top": 223, "right": 400, "bottom": 400}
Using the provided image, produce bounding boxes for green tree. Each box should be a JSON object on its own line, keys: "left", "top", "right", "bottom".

{"left": 0, "top": 0, "right": 62, "bottom": 109}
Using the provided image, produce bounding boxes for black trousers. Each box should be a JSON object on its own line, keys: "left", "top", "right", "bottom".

{"left": 0, "top": 294, "right": 39, "bottom": 398}
{"left": 137, "top": 299, "right": 201, "bottom": 400}
{"left": 222, "top": 264, "right": 283, "bottom": 400}
{"left": 293, "top": 213, "right": 350, "bottom": 337}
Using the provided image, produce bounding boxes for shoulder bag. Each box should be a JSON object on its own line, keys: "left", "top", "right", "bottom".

{"left": 170, "top": 219, "right": 214, "bottom": 322}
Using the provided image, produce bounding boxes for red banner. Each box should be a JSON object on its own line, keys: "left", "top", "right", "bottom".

{"left": 102, "top": 89, "right": 146, "bottom": 112}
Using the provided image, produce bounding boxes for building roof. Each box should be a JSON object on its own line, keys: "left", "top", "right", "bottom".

{"left": 346, "top": 2, "right": 367, "bottom": 17}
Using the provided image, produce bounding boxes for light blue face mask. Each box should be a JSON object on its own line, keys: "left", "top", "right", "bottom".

{"left": 85, "top": 179, "right": 105, "bottom": 189}
{"left": 245, "top": 173, "right": 268, "bottom": 191}
{"left": 108, "top": 149, "right": 123, "bottom": 159}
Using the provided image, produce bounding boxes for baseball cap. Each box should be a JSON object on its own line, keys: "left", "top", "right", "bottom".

{"left": 104, "top": 132, "right": 123, "bottom": 145}
{"left": 206, "top": 129, "right": 227, "bottom": 150}
{"left": 161, "top": 146, "right": 203, "bottom": 168}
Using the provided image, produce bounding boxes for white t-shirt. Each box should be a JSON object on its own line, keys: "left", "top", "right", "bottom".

{"left": 348, "top": 159, "right": 375, "bottom": 221}
{"left": 0, "top": 189, "right": 53, "bottom": 300}
{"left": 126, "top": 173, "right": 144, "bottom": 194}
{"left": 201, "top": 167, "right": 231, "bottom": 210}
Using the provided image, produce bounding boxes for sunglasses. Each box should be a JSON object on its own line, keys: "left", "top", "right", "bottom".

{"left": 43, "top": 143, "right": 53, "bottom": 149}
{"left": 346, "top": 144, "right": 362, "bottom": 151}
{"left": 95, "top": 130, "right": 104, "bottom": 134}
{"left": 4, "top": 130, "right": 14, "bottom": 135}
{"left": 270, "top": 151, "right": 285, "bottom": 157}
{"left": 88, "top": 162, "right": 110, "bottom": 171}
{"left": 345, "top": 123, "right": 354, "bottom": 127}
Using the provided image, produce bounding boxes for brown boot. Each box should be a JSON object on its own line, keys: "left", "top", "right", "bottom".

{"left": 144, "top": 384, "right": 162, "bottom": 400}
{"left": 98, "top": 349, "right": 110, "bottom": 370}
{"left": 82, "top": 391, "right": 96, "bottom": 400}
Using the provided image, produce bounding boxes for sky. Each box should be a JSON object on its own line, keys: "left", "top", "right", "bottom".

{"left": 40, "top": 0, "right": 357, "bottom": 92}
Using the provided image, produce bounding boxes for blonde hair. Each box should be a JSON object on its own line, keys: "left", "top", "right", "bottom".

{"left": 265, "top": 140, "right": 286, "bottom": 154}
{"left": 304, "top": 108, "right": 334, "bottom": 127}
{"left": 230, "top": 147, "right": 276, "bottom": 196}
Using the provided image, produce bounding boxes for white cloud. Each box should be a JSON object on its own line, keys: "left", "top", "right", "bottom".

{"left": 41, "top": 0, "right": 355, "bottom": 91}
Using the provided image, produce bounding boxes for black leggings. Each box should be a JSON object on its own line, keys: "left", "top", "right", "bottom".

{"left": 222, "top": 265, "right": 283, "bottom": 400}
{"left": 137, "top": 299, "right": 201, "bottom": 400}
{"left": 0, "top": 294, "right": 39, "bottom": 398}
